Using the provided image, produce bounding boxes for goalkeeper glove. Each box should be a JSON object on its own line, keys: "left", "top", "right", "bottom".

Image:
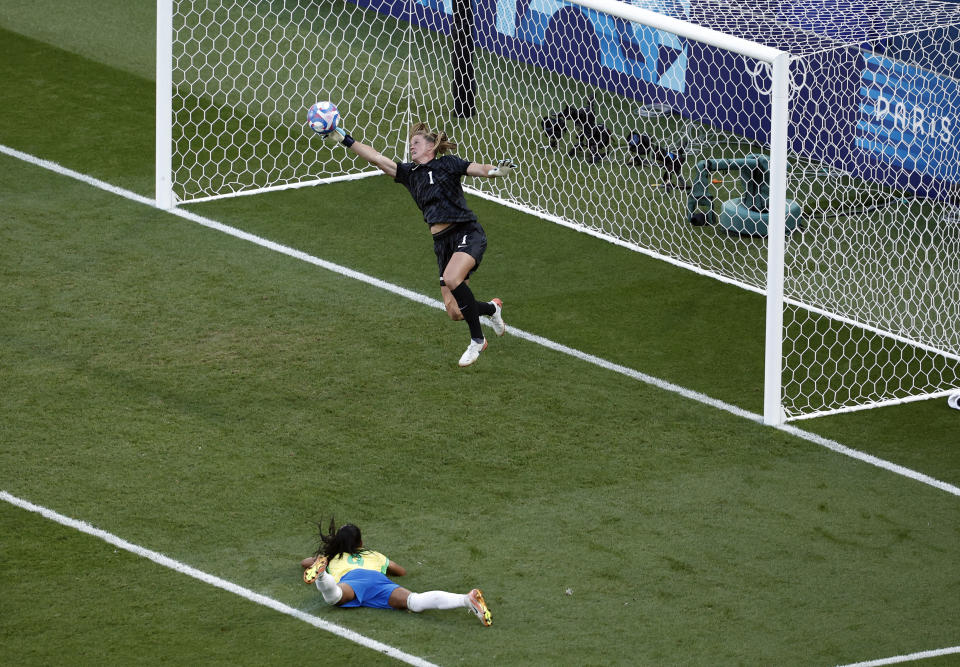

{"left": 487, "top": 159, "right": 516, "bottom": 177}
{"left": 328, "top": 125, "right": 356, "bottom": 148}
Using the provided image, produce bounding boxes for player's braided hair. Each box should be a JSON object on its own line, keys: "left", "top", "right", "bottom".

{"left": 315, "top": 517, "right": 364, "bottom": 560}
{"left": 410, "top": 122, "right": 457, "bottom": 155}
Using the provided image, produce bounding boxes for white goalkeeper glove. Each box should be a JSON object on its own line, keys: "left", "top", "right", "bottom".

{"left": 325, "top": 124, "right": 356, "bottom": 148}
{"left": 487, "top": 159, "right": 516, "bottom": 177}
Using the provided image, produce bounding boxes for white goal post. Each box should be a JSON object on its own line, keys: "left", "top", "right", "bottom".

{"left": 157, "top": 0, "right": 960, "bottom": 424}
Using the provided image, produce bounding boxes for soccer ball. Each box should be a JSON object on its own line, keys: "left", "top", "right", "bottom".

{"left": 307, "top": 101, "right": 339, "bottom": 136}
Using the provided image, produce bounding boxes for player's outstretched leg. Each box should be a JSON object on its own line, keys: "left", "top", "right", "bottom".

{"left": 405, "top": 589, "right": 492, "bottom": 626}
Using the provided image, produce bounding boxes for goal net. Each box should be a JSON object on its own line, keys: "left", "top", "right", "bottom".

{"left": 158, "top": 0, "right": 960, "bottom": 422}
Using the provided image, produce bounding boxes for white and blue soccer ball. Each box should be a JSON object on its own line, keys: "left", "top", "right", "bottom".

{"left": 307, "top": 101, "right": 339, "bottom": 135}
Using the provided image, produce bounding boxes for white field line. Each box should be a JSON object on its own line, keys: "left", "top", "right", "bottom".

{"left": 3, "top": 144, "right": 959, "bottom": 667}
{"left": 2, "top": 143, "right": 958, "bottom": 504}
{"left": 0, "top": 490, "right": 438, "bottom": 667}
{"left": 837, "top": 645, "right": 960, "bottom": 666}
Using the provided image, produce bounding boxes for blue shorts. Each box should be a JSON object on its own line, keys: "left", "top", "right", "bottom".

{"left": 339, "top": 569, "right": 400, "bottom": 609}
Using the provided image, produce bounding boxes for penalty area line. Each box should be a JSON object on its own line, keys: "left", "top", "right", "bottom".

{"left": 3, "top": 142, "right": 960, "bottom": 505}
{"left": 837, "top": 645, "right": 960, "bottom": 666}
{"left": 0, "top": 490, "right": 439, "bottom": 667}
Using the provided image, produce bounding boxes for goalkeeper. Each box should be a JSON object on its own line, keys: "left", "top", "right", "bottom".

{"left": 325, "top": 117, "right": 513, "bottom": 367}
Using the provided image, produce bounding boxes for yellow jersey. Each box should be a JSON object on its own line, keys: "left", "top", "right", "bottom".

{"left": 325, "top": 549, "right": 390, "bottom": 583}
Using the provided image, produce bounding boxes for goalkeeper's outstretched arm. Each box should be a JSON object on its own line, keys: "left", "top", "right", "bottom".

{"left": 334, "top": 128, "right": 397, "bottom": 178}
{"left": 467, "top": 159, "right": 515, "bottom": 178}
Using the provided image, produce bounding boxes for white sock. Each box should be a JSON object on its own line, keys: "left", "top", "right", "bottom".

{"left": 406, "top": 591, "right": 468, "bottom": 613}
{"left": 314, "top": 571, "right": 343, "bottom": 605}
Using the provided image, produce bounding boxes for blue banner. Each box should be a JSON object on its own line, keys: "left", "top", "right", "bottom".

{"left": 857, "top": 51, "right": 960, "bottom": 182}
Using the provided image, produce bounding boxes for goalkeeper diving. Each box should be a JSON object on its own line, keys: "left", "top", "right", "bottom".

{"left": 314, "top": 108, "right": 515, "bottom": 367}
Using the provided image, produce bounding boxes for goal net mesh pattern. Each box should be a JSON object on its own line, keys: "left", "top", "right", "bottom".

{"left": 168, "top": 0, "right": 960, "bottom": 419}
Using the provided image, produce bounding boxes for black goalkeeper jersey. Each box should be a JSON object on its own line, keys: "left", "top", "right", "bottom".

{"left": 394, "top": 155, "right": 478, "bottom": 226}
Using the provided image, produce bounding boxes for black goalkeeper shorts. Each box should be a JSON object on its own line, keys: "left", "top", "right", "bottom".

{"left": 433, "top": 221, "right": 487, "bottom": 281}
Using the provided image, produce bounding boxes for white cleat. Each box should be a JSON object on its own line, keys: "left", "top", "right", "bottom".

{"left": 489, "top": 298, "right": 506, "bottom": 337}
{"left": 458, "top": 338, "right": 488, "bottom": 367}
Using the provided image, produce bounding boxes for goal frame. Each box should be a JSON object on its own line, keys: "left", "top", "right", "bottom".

{"left": 156, "top": 0, "right": 960, "bottom": 425}
{"left": 152, "top": 0, "right": 794, "bottom": 426}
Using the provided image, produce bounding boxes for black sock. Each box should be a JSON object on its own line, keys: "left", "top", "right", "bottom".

{"left": 450, "top": 282, "right": 485, "bottom": 341}
{"left": 476, "top": 300, "right": 495, "bottom": 317}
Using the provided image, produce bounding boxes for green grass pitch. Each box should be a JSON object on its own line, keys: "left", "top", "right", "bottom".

{"left": 1, "top": 2, "right": 959, "bottom": 665}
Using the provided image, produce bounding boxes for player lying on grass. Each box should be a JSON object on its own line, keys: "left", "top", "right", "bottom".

{"left": 301, "top": 518, "right": 492, "bottom": 626}
{"left": 325, "top": 115, "right": 513, "bottom": 367}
